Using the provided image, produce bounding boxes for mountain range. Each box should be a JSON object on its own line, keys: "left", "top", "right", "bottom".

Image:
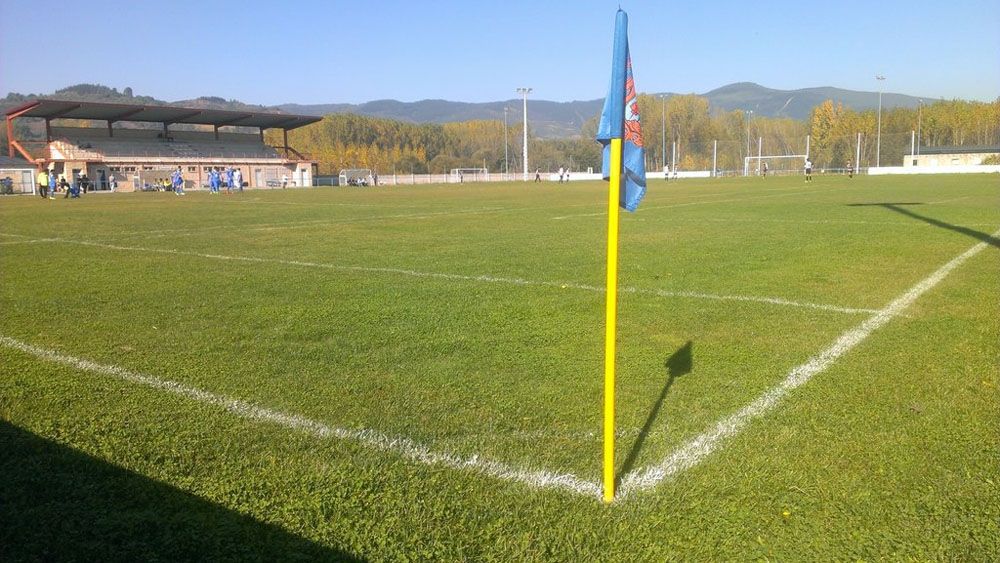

{"left": 4, "top": 82, "right": 931, "bottom": 139}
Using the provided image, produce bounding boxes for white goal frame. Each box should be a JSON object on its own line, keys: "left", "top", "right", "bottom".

{"left": 744, "top": 155, "right": 808, "bottom": 176}
{"left": 339, "top": 168, "right": 372, "bottom": 186}
{"left": 450, "top": 168, "right": 488, "bottom": 182}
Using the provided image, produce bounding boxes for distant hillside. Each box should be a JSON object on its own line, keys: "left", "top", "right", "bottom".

{"left": 279, "top": 98, "right": 606, "bottom": 139}
{"left": 280, "top": 82, "right": 926, "bottom": 137}
{"left": 0, "top": 84, "right": 281, "bottom": 118}
{"left": 701, "top": 82, "right": 923, "bottom": 119}
{"left": 4, "top": 82, "right": 933, "bottom": 140}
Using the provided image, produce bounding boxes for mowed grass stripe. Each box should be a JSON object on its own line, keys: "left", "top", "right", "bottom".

{"left": 0, "top": 234, "right": 874, "bottom": 315}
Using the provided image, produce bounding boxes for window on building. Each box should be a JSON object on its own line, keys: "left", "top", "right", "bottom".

{"left": 188, "top": 166, "right": 197, "bottom": 172}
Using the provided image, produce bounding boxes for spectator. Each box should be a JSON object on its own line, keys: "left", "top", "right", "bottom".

{"left": 37, "top": 168, "right": 49, "bottom": 199}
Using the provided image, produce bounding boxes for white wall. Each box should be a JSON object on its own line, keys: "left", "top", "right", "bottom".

{"left": 869, "top": 165, "right": 1000, "bottom": 175}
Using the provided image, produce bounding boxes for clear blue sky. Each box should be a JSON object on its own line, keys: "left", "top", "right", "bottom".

{"left": 2, "top": 0, "right": 997, "bottom": 105}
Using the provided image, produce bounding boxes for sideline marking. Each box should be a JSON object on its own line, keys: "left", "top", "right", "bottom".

{"left": 3, "top": 235, "right": 875, "bottom": 315}
{"left": 617, "top": 227, "right": 1000, "bottom": 499}
{"left": 0, "top": 335, "right": 601, "bottom": 498}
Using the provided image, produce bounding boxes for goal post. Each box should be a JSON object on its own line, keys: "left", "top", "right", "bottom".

{"left": 450, "top": 167, "right": 488, "bottom": 182}
{"left": 338, "top": 168, "right": 372, "bottom": 186}
{"left": 744, "top": 154, "right": 808, "bottom": 176}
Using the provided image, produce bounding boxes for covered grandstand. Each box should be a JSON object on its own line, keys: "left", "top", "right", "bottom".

{"left": 5, "top": 99, "right": 321, "bottom": 192}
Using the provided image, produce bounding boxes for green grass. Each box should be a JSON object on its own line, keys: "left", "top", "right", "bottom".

{"left": 2, "top": 174, "right": 998, "bottom": 560}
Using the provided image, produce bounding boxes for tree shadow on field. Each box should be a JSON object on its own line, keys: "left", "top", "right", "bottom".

{"left": 617, "top": 341, "right": 693, "bottom": 483}
{"left": 0, "top": 420, "right": 365, "bottom": 562}
{"left": 846, "top": 202, "right": 1000, "bottom": 249}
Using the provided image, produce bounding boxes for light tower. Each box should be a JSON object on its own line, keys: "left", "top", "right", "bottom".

{"left": 517, "top": 87, "right": 532, "bottom": 180}
{"left": 660, "top": 95, "right": 667, "bottom": 171}
{"left": 876, "top": 74, "right": 886, "bottom": 167}
{"left": 745, "top": 109, "right": 753, "bottom": 176}
{"left": 503, "top": 106, "right": 509, "bottom": 179}
{"left": 916, "top": 99, "right": 923, "bottom": 157}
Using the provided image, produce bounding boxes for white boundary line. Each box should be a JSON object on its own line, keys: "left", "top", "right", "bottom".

{"left": 0, "top": 335, "right": 600, "bottom": 498}
{"left": 616, "top": 227, "right": 1000, "bottom": 499}
{"left": 3, "top": 235, "right": 875, "bottom": 315}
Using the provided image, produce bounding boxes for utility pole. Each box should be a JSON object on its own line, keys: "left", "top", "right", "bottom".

{"left": 516, "top": 87, "right": 532, "bottom": 181}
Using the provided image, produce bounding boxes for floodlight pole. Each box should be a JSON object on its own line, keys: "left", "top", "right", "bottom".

{"left": 517, "top": 87, "right": 532, "bottom": 181}
{"left": 757, "top": 136, "right": 762, "bottom": 175}
{"left": 876, "top": 74, "right": 885, "bottom": 167}
{"left": 745, "top": 110, "right": 753, "bottom": 176}
{"left": 712, "top": 140, "right": 717, "bottom": 177}
{"left": 916, "top": 99, "right": 923, "bottom": 157}
{"left": 660, "top": 95, "right": 666, "bottom": 170}
{"left": 856, "top": 132, "right": 861, "bottom": 171}
{"left": 503, "top": 106, "right": 509, "bottom": 180}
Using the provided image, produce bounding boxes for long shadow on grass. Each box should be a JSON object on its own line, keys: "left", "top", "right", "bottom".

{"left": 847, "top": 203, "right": 1000, "bottom": 249}
{"left": 0, "top": 421, "right": 364, "bottom": 562}
{"left": 617, "top": 341, "right": 692, "bottom": 484}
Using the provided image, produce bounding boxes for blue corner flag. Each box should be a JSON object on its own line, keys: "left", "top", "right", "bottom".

{"left": 596, "top": 10, "right": 646, "bottom": 212}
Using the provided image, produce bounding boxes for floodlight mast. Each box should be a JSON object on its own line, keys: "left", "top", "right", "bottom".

{"left": 517, "top": 87, "right": 532, "bottom": 180}
{"left": 876, "top": 74, "right": 885, "bottom": 167}
{"left": 503, "top": 106, "right": 509, "bottom": 179}
{"left": 660, "top": 95, "right": 666, "bottom": 170}
{"left": 916, "top": 99, "right": 923, "bottom": 157}
{"left": 744, "top": 110, "right": 753, "bottom": 176}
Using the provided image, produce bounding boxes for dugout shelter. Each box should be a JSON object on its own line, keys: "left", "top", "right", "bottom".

{"left": 5, "top": 99, "right": 321, "bottom": 192}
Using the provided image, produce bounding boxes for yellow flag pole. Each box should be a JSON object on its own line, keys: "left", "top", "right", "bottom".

{"left": 603, "top": 137, "right": 623, "bottom": 503}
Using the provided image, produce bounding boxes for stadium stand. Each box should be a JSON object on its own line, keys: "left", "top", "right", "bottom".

{"left": 5, "top": 99, "right": 320, "bottom": 192}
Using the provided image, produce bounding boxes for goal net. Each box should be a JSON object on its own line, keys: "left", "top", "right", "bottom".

{"left": 339, "top": 168, "right": 372, "bottom": 186}
{"left": 450, "top": 168, "right": 488, "bottom": 182}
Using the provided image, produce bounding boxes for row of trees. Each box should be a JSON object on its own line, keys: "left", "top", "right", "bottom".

{"left": 808, "top": 99, "right": 1000, "bottom": 167}
{"left": 7, "top": 90, "right": 993, "bottom": 174}
{"left": 286, "top": 95, "right": 997, "bottom": 175}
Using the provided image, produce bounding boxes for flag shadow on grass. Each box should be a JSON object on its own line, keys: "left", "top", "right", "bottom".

{"left": 0, "top": 421, "right": 364, "bottom": 562}
{"left": 617, "top": 341, "right": 693, "bottom": 484}
{"left": 846, "top": 202, "right": 1000, "bottom": 249}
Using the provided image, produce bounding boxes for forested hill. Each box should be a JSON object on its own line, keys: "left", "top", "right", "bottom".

{"left": 278, "top": 83, "right": 928, "bottom": 136}
{"left": 2, "top": 82, "right": 937, "bottom": 139}
{"left": 0, "top": 84, "right": 276, "bottom": 115}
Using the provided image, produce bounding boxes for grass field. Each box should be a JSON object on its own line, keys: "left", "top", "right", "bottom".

{"left": 2, "top": 173, "right": 998, "bottom": 560}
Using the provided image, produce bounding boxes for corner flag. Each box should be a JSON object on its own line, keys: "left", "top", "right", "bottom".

{"left": 595, "top": 9, "right": 646, "bottom": 504}
{"left": 596, "top": 10, "right": 647, "bottom": 212}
